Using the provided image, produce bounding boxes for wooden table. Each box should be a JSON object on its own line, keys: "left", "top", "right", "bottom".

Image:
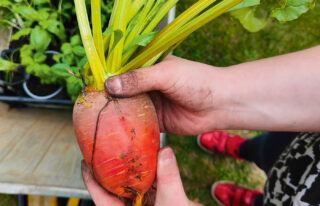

{"left": 0, "top": 102, "right": 90, "bottom": 199}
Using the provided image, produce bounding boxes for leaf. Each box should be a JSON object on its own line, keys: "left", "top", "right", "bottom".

{"left": 77, "top": 56, "right": 87, "bottom": 67}
{"left": 34, "top": 52, "right": 47, "bottom": 63}
{"left": 13, "top": 5, "right": 37, "bottom": 20}
{"left": 230, "top": 7, "right": 267, "bottom": 32}
{"left": 72, "top": 46, "right": 86, "bottom": 56}
{"left": 30, "top": 26, "right": 52, "bottom": 52}
{"left": 70, "top": 35, "right": 81, "bottom": 46}
{"left": 33, "top": 0, "right": 49, "bottom": 5}
{"left": 271, "top": 0, "right": 315, "bottom": 22}
{"left": 53, "top": 54, "right": 62, "bottom": 63}
{"left": 61, "top": 43, "right": 72, "bottom": 54}
{"left": 0, "top": 0, "right": 12, "bottom": 7}
{"left": 20, "top": 44, "right": 34, "bottom": 58}
{"left": 0, "top": 58, "right": 18, "bottom": 72}
{"left": 228, "top": 0, "right": 260, "bottom": 11}
{"left": 52, "top": 63, "right": 69, "bottom": 70}
{"left": 66, "top": 76, "right": 83, "bottom": 102}
{"left": 110, "top": 30, "right": 123, "bottom": 51}
{"left": 52, "top": 63, "right": 71, "bottom": 78}
{"left": 21, "top": 56, "right": 34, "bottom": 66}
{"left": 11, "top": 28, "right": 32, "bottom": 41}
{"left": 39, "top": 19, "right": 66, "bottom": 41}
{"left": 37, "top": 9, "right": 50, "bottom": 21}
{"left": 62, "top": 53, "right": 75, "bottom": 65}
{"left": 103, "top": 26, "right": 113, "bottom": 36}
{"left": 124, "top": 31, "right": 158, "bottom": 54}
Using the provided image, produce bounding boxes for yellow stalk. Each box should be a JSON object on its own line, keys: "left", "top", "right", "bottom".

{"left": 74, "top": 0, "right": 106, "bottom": 90}
{"left": 120, "top": 0, "right": 242, "bottom": 73}
{"left": 92, "top": 0, "right": 107, "bottom": 69}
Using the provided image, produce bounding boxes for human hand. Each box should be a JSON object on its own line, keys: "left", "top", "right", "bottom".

{"left": 105, "top": 55, "right": 231, "bottom": 135}
{"left": 81, "top": 147, "right": 202, "bottom": 206}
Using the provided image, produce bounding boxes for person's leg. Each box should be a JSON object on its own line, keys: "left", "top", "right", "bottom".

{"left": 253, "top": 194, "right": 263, "bottom": 206}
{"left": 238, "top": 132, "right": 299, "bottom": 173}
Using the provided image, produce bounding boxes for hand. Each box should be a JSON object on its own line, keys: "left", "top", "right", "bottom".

{"left": 81, "top": 147, "right": 202, "bottom": 206}
{"left": 105, "top": 56, "right": 230, "bottom": 135}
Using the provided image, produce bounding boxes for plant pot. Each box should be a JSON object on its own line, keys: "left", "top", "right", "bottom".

{"left": 22, "top": 74, "right": 63, "bottom": 100}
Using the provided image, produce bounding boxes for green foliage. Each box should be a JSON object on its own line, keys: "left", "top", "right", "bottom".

{"left": 30, "top": 26, "right": 52, "bottom": 52}
{"left": 0, "top": 57, "right": 18, "bottom": 71}
{"left": 0, "top": 0, "right": 113, "bottom": 101}
{"left": 228, "top": 0, "right": 317, "bottom": 32}
{"left": 124, "top": 31, "right": 158, "bottom": 53}
{"left": 230, "top": 7, "right": 267, "bottom": 32}
{"left": 271, "top": 0, "right": 315, "bottom": 21}
{"left": 11, "top": 27, "right": 31, "bottom": 40}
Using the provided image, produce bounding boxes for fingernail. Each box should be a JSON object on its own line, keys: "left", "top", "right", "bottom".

{"left": 105, "top": 76, "right": 122, "bottom": 94}
{"left": 159, "top": 147, "right": 175, "bottom": 167}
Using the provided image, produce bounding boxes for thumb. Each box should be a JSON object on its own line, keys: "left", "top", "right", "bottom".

{"left": 105, "top": 61, "right": 174, "bottom": 97}
{"left": 155, "top": 147, "right": 189, "bottom": 206}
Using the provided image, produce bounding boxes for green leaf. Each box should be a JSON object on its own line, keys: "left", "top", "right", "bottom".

{"left": 11, "top": 28, "right": 32, "bottom": 41}
{"left": 33, "top": 0, "right": 49, "bottom": 5}
{"left": 110, "top": 30, "right": 123, "bottom": 51}
{"left": 30, "top": 26, "right": 52, "bottom": 52}
{"left": 66, "top": 76, "right": 82, "bottom": 102}
{"left": 70, "top": 35, "right": 81, "bottom": 46}
{"left": 52, "top": 63, "right": 71, "bottom": 78}
{"left": 37, "top": 9, "right": 50, "bottom": 21}
{"left": 72, "top": 46, "right": 86, "bottom": 56}
{"left": 230, "top": 7, "right": 267, "bottom": 32}
{"left": 228, "top": 0, "right": 260, "bottom": 11}
{"left": 62, "top": 53, "right": 75, "bottom": 65}
{"left": 0, "top": 58, "right": 18, "bottom": 72}
{"left": 52, "top": 63, "right": 69, "bottom": 71}
{"left": 20, "top": 44, "right": 34, "bottom": 58}
{"left": 61, "top": 43, "right": 72, "bottom": 54}
{"left": 77, "top": 56, "right": 87, "bottom": 67}
{"left": 53, "top": 54, "right": 62, "bottom": 63}
{"left": 39, "top": 19, "right": 66, "bottom": 41}
{"left": 102, "top": 26, "right": 113, "bottom": 36}
{"left": 271, "top": 0, "right": 315, "bottom": 22}
{"left": 21, "top": 56, "right": 34, "bottom": 66}
{"left": 124, "top": 31, "right": 158, "bottom": 54}
{"left": 0, "top": 0, "right": 12, "bottom": 8}
{"left": 13, "top": 5, "right": 38, "bottom": 20}
{"left": 34, "top": 52, "right": 47, "bottom": 63}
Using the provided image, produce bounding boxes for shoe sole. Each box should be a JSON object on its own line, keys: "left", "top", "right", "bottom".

{"left": 197, "top": 134, "right": 215, "bottom": 154}
{"left": 211, "top": 180, "right": 239, "bottom": 206}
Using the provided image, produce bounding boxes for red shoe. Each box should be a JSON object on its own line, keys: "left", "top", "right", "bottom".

{"left": 197, "top": 130, "right": 246, "bottom": 160}
{"left": 211, "top": 181, "right": 263, "bottom": 206}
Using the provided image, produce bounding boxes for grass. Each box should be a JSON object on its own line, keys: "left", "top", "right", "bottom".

{"left": 174, "top": 1, "right": 320, "bottom": 67}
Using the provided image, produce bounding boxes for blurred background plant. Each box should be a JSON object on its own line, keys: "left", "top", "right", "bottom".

{"left": 0, "top": 0, "right": 113, "bottom": 101}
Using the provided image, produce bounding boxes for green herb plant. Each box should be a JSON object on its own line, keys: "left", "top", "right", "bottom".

{"left": 0, "top": 0, "right": 113, "bottom": 101}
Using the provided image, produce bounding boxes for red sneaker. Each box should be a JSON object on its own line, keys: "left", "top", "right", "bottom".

{"left": 197, "top": 130, "right": 246, "bottom": 160}
{"left": 211, "top": 181, "right": 263, "bottom": 206}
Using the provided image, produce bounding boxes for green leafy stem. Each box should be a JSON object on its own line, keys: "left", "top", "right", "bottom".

{"left": 75, "top": 0, "right": 243, "bottom": 91}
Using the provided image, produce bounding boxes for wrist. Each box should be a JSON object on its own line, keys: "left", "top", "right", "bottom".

{"left": 207, "top": 66, "right": 239, "bottom": 130}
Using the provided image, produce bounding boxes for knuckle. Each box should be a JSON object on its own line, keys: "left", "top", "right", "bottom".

{"left": 119, "top": 71, "right": 139, "bottom": 93}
